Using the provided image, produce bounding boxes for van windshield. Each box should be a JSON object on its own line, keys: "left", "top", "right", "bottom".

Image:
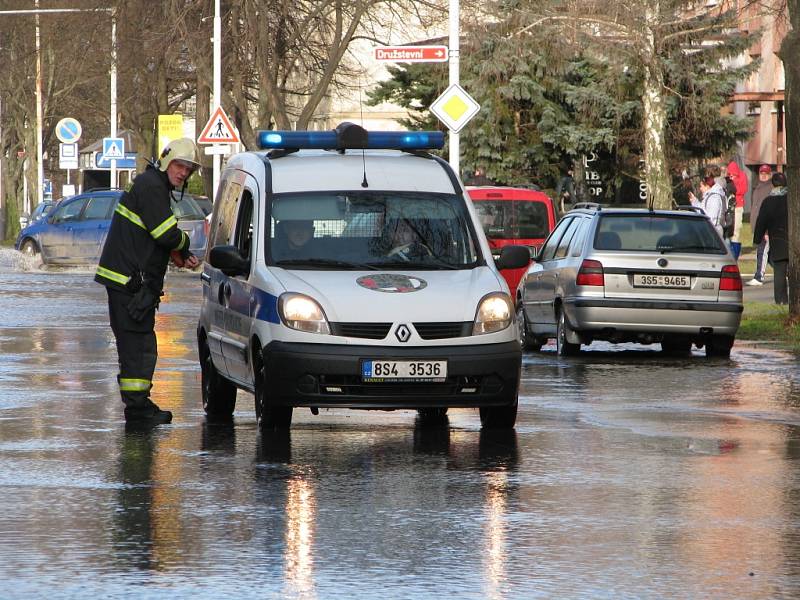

{"left": 473, "top": 199, "right": 550, "bottom": 240}
{"left": 268, "top": 192, "right": 480, "bottom": 270}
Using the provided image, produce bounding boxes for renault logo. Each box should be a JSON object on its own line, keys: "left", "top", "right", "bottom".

{"left": 395, "top": 324, "right": 411, "bottom": 342}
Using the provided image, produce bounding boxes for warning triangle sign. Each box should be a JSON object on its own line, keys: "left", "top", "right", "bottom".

{"left": 198, "top": 106, "right": 240, "bottom": 144}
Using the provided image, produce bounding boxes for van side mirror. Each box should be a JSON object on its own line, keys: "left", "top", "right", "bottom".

{"left": 495, "top": 245, "right": 531, "bottom": 270}
{"left": 209, "top": 245, "right": 250, "bottom": 276}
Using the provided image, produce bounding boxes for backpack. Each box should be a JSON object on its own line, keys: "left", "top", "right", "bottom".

{"left": 722, "top": 179, "right": 736, "bottom": 238}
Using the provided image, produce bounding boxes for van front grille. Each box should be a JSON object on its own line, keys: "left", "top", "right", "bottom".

{"left": 330, "top": 322, "right": 392, "bottom": 339}
{"left": 413, "top": 322, "right": 471, "bottom": 340}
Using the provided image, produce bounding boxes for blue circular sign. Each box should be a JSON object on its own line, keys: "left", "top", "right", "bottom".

{"left": 55, "top": 118, "right": 82, "bottom": 144}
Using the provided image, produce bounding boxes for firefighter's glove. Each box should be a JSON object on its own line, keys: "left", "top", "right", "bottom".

{"left": 126, "top": 286, "right": 160, "bottom": 322}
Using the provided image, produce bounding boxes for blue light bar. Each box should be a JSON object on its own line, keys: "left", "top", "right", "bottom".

{"left": 259, "top": 131, "right": 338, "bottom": 149}
{"left": 257, "top": 127, "right": 444, "bottom": 151}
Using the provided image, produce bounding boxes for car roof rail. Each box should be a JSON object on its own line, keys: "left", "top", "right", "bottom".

{"left": 676, "top": 206, "right": 705, "bottom": 215}
{"left": 571, "top": 202, "right": 602, "bottom": 211}
{"left": 84, "top": 187, "right": 124, "bottom": 193}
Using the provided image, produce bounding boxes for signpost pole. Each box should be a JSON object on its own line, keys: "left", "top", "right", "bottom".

{"left": 110, "top": 10, "right": 117, "bottom": 189}
{"left": 448, "top": 0, "right": 460, "bottom": 176}
{"left": 34, "top": 0, "right": 43, "bottom": 211}
{"left": 212, "top": 0, "right": 222, "bottom": 199}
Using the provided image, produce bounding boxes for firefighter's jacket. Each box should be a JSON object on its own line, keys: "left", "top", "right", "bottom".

{"left": 94, "top": 166, "right": 190, "bottom": 294}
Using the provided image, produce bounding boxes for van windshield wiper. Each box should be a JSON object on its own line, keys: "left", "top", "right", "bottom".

{"left": 368, "top": 259, "right": 462, "bottom": 270}
{"left": 274, "top": 258, "right": 380, "bottom": 270}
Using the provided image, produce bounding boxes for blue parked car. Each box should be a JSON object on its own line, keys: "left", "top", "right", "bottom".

{"left": 15, "top": 189, "right": 208, "bottom": 266}
{"left": 16, "top": 190, "right": 122, "bottom": 265}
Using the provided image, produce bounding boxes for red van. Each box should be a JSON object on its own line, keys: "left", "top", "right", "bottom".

{"left": 467, "top": 186, "right": 557, "bottom": 293}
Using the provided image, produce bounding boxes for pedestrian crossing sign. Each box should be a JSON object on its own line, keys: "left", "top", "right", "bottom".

{"left": 198, "top": 106, "right": 240, "bottom": 144}
{"left": 103, "top": 137, "right": 125, "bottom": 161}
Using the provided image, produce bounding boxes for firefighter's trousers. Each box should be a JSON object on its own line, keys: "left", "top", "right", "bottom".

{"left": 106, "top": 288, "right": 158, "bottom": 411}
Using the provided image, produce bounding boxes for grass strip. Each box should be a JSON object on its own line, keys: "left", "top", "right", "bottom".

{"left": 740, "top": 302, "right": 800, "bottom": 350}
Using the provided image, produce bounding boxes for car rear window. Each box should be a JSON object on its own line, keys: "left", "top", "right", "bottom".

{"left": 473, "top": 200, "right": 550, "bottom": 240}
{"left": 594, "top": 215, "right": 727, "bottom": 254}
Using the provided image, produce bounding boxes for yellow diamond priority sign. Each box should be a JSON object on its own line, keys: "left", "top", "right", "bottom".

{"left": 429, "top": 84, "right": 480, "bottom": 133}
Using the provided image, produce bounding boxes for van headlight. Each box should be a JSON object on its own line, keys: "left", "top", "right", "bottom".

{"left": 279, "top": 293, "right": 331, "bottom": 335}
{"left": 473, "top": 293, "right": 513, "bottom": 335}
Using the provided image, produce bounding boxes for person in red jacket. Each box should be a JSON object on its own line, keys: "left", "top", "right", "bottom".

{"left": 724, "top": 160, "right": 748, "bottom": 258}
{"left": 95, "top": 138, "right": 200, "bottom": 425}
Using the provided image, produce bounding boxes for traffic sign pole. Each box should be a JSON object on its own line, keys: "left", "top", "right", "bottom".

{"left": 449, "top": 0, "right": 460, "bottom": 176}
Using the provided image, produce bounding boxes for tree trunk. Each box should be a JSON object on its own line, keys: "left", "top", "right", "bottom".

{"left": 641, "top": 3, "right": 671, "bottom": 210}
{"left": 779, "top": 1, "right": 800, "bottom": 318}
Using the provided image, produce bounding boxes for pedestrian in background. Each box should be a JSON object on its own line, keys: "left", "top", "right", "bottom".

{"left": 746, "top": 164, "right": 773, "bottom": 286}
{"left": 725, "top": 159, "right": 748, "bottom": 258}
{"left": 95, "top": 138, "right": 201, "bottom": 425}
{"left": 689, "top": 176, "right": 726, "bottom": 239}
{"left": 556, "top": 169, "right": 576, "bottom": 213}
{"left": 753, "top": 172, "right": 789, "bottom": 305}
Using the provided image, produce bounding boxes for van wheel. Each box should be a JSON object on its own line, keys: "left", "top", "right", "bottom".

{"left": 479, "top": 397, "right": 518, "bottom": 429}
{"left": 556, "top": 309, "right": 580, "bottom": 356}
{"left": 20, "top": 239, "right": 39, "bottom": 257}
{"left": 517, "top": 303, "right": 541, "bottom": 352}
{"left": 200, "top": 335, "right": 236, "bottom": 419}
{"left": 417, "top": 408, "right": 448, "bottom": 424}
{"left": 705, "top": 335, "right": 734, "bottom": 358}
{"left": 253, "top": 346, "right": 293, "bottom": 430}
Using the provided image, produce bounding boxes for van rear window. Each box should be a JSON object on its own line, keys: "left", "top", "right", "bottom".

{"left": 473, "top": 200, "right": 550, "bottom": 240}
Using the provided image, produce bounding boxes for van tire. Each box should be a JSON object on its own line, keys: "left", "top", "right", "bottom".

{"left": 253, "top": 346, "right": 293, "bottom": 430}
{"left": 200, "top": 335, "right": 236, "bottom": 419}
{"left": 417, "top": 407, "right": 448, "bottom": 424}
{"left": 479, "top": 397, "right": 518, "bottom": 429}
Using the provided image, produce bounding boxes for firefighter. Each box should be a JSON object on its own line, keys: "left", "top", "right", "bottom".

{"left": 95, "top": 138, "right": 200, "bottom": 424}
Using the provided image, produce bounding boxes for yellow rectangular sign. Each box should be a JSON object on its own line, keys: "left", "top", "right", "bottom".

{"left": 158, "top": 114, "right": 184, "bottom": 154}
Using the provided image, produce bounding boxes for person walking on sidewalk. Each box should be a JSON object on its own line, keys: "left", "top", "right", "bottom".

{"left": 753, "top": 172, "right": 789, "bottom": 305}
{"left": 746, "top": 164, "right": 773, "bottom": 286}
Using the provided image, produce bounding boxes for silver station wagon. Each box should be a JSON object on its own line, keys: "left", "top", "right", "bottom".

{"left": 516, "top": 204, "right": 743, "bottom": 357}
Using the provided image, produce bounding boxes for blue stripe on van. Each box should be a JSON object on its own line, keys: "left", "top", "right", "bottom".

{"left": 252, "top": 286, "right": 280, "bottom": 324}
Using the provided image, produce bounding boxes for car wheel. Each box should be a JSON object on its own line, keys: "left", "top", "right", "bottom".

{"left": 556, "top": 309, "right": 580, "bottom": 356}
{"left": 479, "top": 396, "right": 518, "bottom": 429}
{"left": 705, "top": 335, "right": 734, "bottom": 358}
{"left": 516, "top": 303, "right": 542, "bottom": 352}
{"left": 253, "top": 346, "right": 293, "bottom": 430}
{"left": 661, "top": 339, "right": 692, "bottom": 354}
{"left": 20, "top": 239, "right": 39, "bottom": 257}
{"left": 200, "top": 334, "right": 236, "bottom": 419}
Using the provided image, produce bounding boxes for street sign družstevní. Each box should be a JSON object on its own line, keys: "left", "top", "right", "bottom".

{"left": 373, "top": 46, "right": 448, "bottom": 63}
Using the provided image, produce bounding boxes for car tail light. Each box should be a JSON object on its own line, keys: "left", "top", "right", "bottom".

{"left": 203, "top": 216, "right": 211, "bottom": 237}
{"left": 576, "top": 259, "right": 604, "bottom": 286}
{"left": 720, "top": 264, "right": 742, "bottom": 291}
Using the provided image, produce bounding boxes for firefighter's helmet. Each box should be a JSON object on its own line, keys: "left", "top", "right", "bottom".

{"left": 158, "top": 138, "right": 200, "bottom": 172}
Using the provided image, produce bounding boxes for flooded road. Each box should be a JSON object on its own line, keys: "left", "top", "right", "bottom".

{"left": 2, "top": 248, "right": 800, "bottom": 599}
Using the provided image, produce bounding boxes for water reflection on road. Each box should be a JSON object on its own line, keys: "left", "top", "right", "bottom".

{"left": 1, "top": 249, "right": 799, "bottom": 599}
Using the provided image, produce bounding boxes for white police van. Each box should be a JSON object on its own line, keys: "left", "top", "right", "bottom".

{"left": 197, "top": 123, "right": 530, "bottom": 430}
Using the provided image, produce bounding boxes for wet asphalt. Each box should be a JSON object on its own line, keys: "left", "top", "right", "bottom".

{"left": 1, "top": 248, "right": 799, "bottom": 599}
